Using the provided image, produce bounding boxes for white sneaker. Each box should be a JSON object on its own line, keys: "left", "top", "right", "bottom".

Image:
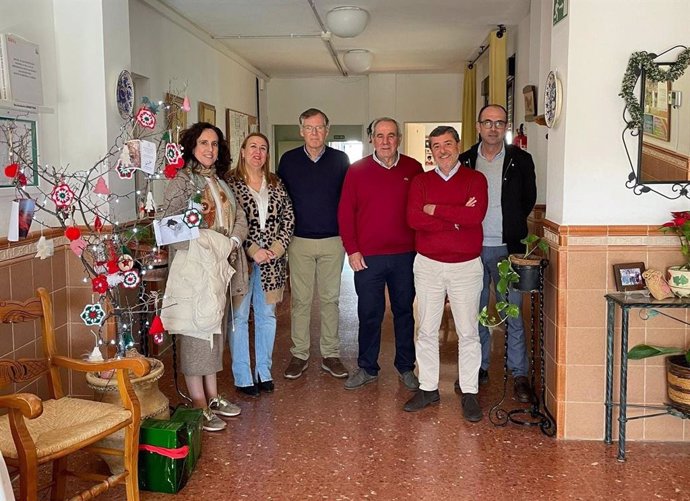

{"left": 209, "top": 395, "right": 241, "bottom": 417}
{"left": 202, "top": 408, "right": 227, "bottom": 432}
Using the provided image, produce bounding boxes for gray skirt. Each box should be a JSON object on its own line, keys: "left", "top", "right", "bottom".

{"left": 178, "top": 333, "right": 224, "bottom": 376}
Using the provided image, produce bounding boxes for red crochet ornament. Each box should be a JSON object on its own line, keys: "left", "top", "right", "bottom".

{"left": 91, "top": 275, "right": 109, "bottom": 294}
{"left": 149, "top": 315, "right": 165, "bottom": 345}
{"left": 4, "top": 163, "right": 18, "bottom": 178}
{"left": 163, "top": 163, "right": 179, "bottom": 179}
{"left": 65, "top": 226, "right": 82, "bottom": 241}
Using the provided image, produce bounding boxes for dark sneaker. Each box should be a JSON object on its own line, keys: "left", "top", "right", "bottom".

{"left": 514, "top": 376, "right": 533, "bottom": 403}
{"left": 403, "top": 389, "right": 440, "bottom": 412}
{"left": 208, "top": 396, "right": 241, "bottom": 417}
{"left": 344, "top": 368, "right": 378, "bottom": 390}
{"left": 399, "top": 371, "right": 420, "bottom": 391}
{"left": 202, "top": 408, "right": 227, "bottom": 432}
{"left": 321, "top": 357, "right": 348, "bottom": 378}
{"left": 284, "top": 357, "right": 308, "bottom": 379}
{"left": 461, "top": 393, "right": 483, "bottom": 422}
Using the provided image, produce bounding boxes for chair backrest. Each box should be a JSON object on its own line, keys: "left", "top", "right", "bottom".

{"left": 0, "top": 288, "right": 64, "bottom": 399}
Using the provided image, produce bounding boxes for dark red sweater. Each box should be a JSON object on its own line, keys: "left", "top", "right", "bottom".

{"left": 338, "top": 154, "right": 423, "bottom": 256}
{"left": 407, "top": 167, "right": 488, "bottom": 263}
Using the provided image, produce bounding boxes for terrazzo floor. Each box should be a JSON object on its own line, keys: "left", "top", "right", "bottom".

{"left": 31, "top": 267, "right": 690, "bottom": 500}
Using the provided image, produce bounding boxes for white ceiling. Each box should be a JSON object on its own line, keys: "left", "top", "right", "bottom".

{"left": 157, "top": 0, "right": 531, "bottom": 78}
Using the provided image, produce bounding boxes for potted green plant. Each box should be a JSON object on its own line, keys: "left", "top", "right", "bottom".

{"left": 478, "top": 234, "right": 549, "bottom": 328}
{"left": 628, "top": 343, "right": 690, "bottom": 414}
{"left": 661, "top": 211, "right": 690, "bottom": 296}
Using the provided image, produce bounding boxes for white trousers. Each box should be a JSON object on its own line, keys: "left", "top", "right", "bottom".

{"left": 414, "top": 254, "right": 483, "bottom": 393}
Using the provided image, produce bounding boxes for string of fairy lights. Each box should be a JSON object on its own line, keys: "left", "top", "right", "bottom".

{"left": 2, "top": 88, "right": 196, "bottom": 359}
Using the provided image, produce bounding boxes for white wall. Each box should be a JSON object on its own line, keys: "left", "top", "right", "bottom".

{"left": 267, "top": 72, "right": 463, "bottom": 155}
{"left": 129, "top": 0, "right": 259, "bottom": 134}
{"left": 0, "top": 0, "right": 60, "bottom": 236}
{"left": 550, "top": 0, "right": 690, "bottom": 225}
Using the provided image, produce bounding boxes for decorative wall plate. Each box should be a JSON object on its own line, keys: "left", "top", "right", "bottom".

{"left": 544, "top": 70, "right": 562, "bottom": 128}
{"left": 116, "top": 70, "right": 134, "bottom": 119}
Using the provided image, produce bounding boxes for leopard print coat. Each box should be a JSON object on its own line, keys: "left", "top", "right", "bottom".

{"left": 227, "top": 175, "right": 295, "bottom": 304}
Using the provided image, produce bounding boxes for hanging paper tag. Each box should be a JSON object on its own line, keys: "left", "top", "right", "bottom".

{"left": 7, "top": 200, "right": 19, "bottom": 241}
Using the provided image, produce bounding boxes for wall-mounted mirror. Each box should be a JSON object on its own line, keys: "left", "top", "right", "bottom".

{"left": 621, "top": 46, "right": 690, "bottom": 199}
{"left": 638, "top": 64, "right": 690, "bottom": 183}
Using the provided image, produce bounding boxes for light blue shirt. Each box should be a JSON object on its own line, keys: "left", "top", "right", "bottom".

{"left": 434, "top": 160, "right": 461, "bottom": 181}
{"left": 303, "top": 145, "right": 326, "bottom": 162}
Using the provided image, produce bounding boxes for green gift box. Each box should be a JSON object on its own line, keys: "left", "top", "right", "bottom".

{"left": 171, "top": 407, "right": 203, "bottom": 476}
{"left": 138, "top": 419, "right": 190, "bottom": 494}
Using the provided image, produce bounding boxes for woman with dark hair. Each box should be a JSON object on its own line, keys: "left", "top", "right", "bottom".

{"left": 227, "top": 132, "right": 294, "bottom": 396}
{"left": 162, "top": 122, "right": 249, "bottom": 432}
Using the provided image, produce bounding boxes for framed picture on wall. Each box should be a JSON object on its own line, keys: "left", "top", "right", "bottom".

{"left": 0, "top": 116, "right": 39, "bottom": 188}
{"left": 613, "top": 262, "right": 647, "bottom": 292}
{"left": 164, "top": 92, "right": 187, "bottom": 141}
{"left": 199, "top": 101, "right": 216, "bottom": 126}
{"left": 523, "top": 85, "right": 537, "bottom": 122}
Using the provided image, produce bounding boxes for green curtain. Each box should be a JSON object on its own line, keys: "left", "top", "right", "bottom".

{"left": 461, "top": 64, "right": 477, "bottom": 151}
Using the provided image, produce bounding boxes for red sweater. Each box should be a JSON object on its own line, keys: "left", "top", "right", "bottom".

{"left": 407, "top": 167, "right": 488, "bottom": 263}
{"left": 338, "top": 154, "right": 423, "bottom": 256}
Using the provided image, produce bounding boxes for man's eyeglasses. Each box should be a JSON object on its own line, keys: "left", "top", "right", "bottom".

{"left": 478, "top": 120, "right": 507, "bottom": 130}
{"left": 301, "top": 125, "right": 328, "bottom": 133}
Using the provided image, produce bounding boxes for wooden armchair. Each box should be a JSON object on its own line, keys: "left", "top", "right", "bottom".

{"left": 0, "top": 288, "right": 150, "bottom": 501}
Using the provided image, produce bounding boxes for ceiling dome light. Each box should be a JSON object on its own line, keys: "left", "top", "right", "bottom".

{"left": 343, "top": 49, "right": 373, "bottom": 73}
{"left": 326, "top": 6, "right": 369, "bottom": 38}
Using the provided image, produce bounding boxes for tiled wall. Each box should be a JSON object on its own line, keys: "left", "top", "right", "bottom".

{"left": 1, "top": 231, "right": 97, "bottom": 398}
{"left": 543, "top": 221, "right": 690, "bottom": 441}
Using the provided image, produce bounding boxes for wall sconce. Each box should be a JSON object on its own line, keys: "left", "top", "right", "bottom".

{"left": 343, "top": 49, "right": 373, "bottom": 73}
{"left": 326, "top": 6, "right": 370, "bottom": 38}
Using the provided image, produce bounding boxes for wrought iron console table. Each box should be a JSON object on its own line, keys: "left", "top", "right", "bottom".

{"left": 604, "top": 292, "right": 690, "bottom": 461}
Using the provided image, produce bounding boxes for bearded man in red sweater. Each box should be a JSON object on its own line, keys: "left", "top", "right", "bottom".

{"left": 405, "top": 125, "right": 488, "bottom": 422}
{"left": 338, "top": 117, "right": 423, "bottom": 391}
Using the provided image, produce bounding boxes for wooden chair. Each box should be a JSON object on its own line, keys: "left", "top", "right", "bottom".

{"left": 0, "top": 287, "right": 150, "bottom": 501}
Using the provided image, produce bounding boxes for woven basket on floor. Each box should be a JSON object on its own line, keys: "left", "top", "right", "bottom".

{"left": 666, "top": 355, "right": 690, "bottom": 414}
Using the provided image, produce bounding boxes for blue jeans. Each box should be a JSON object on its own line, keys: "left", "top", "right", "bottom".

{"left": 230, "top": 263, "right": 276, "bottom": 387}
{"left": 478, "top": 245, "right": 529, "bottom": 377}
{"left": 353, "top": 252, "right": 416, "bottom": 376}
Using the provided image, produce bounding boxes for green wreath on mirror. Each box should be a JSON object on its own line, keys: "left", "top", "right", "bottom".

{"left": 620, "top": 47, "right": 690, "bottom": 130}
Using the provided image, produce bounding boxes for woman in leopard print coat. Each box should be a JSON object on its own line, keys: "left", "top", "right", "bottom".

{"left": 226, "top": 132, "right": 295, "bottom": 397}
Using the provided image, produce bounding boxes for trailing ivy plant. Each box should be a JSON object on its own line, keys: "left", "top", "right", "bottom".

{"left": 620, "top": 47, "right": 690, "bottom": 130}
{"left": 477, "top": 234, "right": 549, "bottom": 328}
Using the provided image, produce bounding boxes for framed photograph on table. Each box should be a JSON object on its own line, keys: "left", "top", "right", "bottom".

{"left": 198, "top": 102, "right": 216, "bottom": 126}
{"left": 613, "top": 262, "right": 646, "bottom": 292}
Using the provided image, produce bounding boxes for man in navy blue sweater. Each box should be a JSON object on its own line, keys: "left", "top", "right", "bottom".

{"left": 278, "top": 108, "right": 350, "bottom": 380}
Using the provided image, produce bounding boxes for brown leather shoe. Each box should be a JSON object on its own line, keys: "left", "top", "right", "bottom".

{"left": 321, "top": 357, "right": 348, "bottom": 378}
{"left": 284, "top": 357, "right": 308, "bottom": 379}
{"left": 514, "top": 376, "right": 533, "bottom": 403}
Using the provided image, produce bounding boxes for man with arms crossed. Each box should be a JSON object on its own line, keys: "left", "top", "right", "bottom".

{"left": 338, "top": 117, "right": 423, "bottom": 390}
{"left": 278, "top": 108, "right": 350, "bottom": 380}
{"left": 459, "top": 104, "right": 537, "bottom": 403}
{"left": 406, "top": 125, "right": 488, "bottom": 422}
